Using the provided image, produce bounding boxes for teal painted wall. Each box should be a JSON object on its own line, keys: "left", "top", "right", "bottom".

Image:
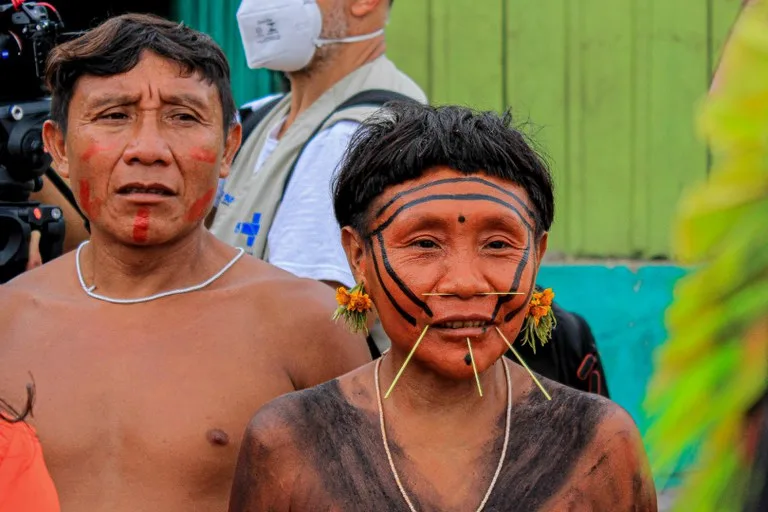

{"left": 537, "top": 264, "right": 687, "bottom": 435}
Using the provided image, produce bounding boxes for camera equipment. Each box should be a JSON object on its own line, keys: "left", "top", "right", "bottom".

{"left": 1, "top": 1, "right": 83, "bottom": 283}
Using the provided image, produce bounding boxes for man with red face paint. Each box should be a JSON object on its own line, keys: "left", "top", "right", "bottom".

{"left": 230, "top": 102, "right": 657, "bottom": 512}
{"left": 0, "top": 14, "right": 370, "bottom": 512}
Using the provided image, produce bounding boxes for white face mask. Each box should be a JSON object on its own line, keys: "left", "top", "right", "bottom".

{"left": 237, "top": 0, "right": 384, "bottom": 72}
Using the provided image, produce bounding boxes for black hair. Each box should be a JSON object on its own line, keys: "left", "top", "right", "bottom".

{"left": 332, "top": 102, "right": 555, "bottom": 237}
{"left": 46, "top": 13, "right": 236, "bottom": 134}
{"left": 0, "top": 382, "right": 35, "bottom": 424}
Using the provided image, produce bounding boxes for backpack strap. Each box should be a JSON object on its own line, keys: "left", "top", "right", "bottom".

{"left": 236, "top": 95, "right": 285, "bottom": 158}
{"left": 278, "top": 89, "right": 417, "bottom": 201}
{"left": 334, "top": 89, "right": 414, "bottom": 111}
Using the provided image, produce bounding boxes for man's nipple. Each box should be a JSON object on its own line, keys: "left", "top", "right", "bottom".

{"left": 206, "top": 428, "right": 230, "bottom": 447}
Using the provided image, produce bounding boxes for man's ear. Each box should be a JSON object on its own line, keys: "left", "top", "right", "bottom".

{"left": 220, "top": 122, "right": 242, "bottom": 179}
{"left": 43, "top": 120, "right": 69, "bottom": 178}
{"left": 350, "top": 0, "right": 384, "bottom": 17}
{"left": 341, "top": 225, "right": 368, "bottom": 282}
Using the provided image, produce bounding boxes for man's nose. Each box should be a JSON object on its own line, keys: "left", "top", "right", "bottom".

{"left": 122, "top": 114, "right": 173, "bottom": 167}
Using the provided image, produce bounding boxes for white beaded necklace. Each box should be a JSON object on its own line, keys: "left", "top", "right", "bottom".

{"left": 75, "top": 240, "right": 245, "bottom": 304}
{"left": 374, "top": 356, "right": 512, "bottom": 512}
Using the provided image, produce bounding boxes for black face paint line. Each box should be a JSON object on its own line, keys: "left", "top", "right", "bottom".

{"left": 370, "top": 237, "right": 417, "bottom": 326}
{"left": 370, "top": 193, "right": 533, "bottom": 237}
{"left": 369, "top": 191, "right": 533, "bottom": 328}
{"left": 490, "top": 230, "right": 532, "bottom": 323}
{"left": 502, "top": 237, "right": 540, "bottom": 323}
{"left": 376, "top": 233, "right": 433, "bottom": 318}
{"left": 374, "top": 176, "right": 538, "bottom": 222}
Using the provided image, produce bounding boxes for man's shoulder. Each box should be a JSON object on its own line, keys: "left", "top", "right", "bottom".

{"left": 226, "top": 255, "right": 346, "bottom": 329}
{"left": 373, "top": 55, "right": 428, "bottom": 103}
{"left": 245, "top": 378, "right": 353, "bottom": 447}
{"left": 2, "top": 252, "right": 77, "bottom": 301}
{"left": 232, "top": 256, "right": 339, "bottom": 308}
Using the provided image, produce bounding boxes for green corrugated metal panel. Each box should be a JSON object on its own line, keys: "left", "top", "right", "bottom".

{"left": 504, "top": 1, "right": 569, "bottom": 251}
{"left": 388, "top": 0, "right": 744, "bottom": 258}
{"left": 171, "top": 0, "right": 279, "bottom": 107}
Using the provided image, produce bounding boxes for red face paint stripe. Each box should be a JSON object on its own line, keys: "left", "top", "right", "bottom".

{"left": 81, "top": 143, "right": 110, "bottom": 163}
{"left": 190, "top": 148, "right": 217, "bottom": 164}
{"left": 79, "top": 180, "right": 91, "bottom": 216}
{"left": 185, "top": 188, "right": 215, "bottom": 222}
{"left": 79, "top": 180, "right": 102, "bottom": 220}
{"left": 132, "top": 208, "right": 150, "bottom": 243}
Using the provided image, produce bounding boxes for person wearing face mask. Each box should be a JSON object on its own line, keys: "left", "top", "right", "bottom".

{"left": 209, "top": 1, "right": 427, "bottom": 338}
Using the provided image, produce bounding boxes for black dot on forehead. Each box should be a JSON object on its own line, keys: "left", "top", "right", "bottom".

{"left": 458, "top": 215, "right": 466, "bottom": 223}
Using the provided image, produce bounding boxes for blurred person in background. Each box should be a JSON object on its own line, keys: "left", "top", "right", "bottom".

{"left": 209, "top": 0, "right": 426, "bottom": 358}
{"left": 0, "top": 384, "right": 60, "bottom": 512}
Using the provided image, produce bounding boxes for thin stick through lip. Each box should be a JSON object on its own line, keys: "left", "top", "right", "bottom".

{"left": 495, "top": 326, "right": 552, "bottom": 401}
{"left": 384, "top": 324, "right": 430, "bottom": 399}
{"left": 421, "top": 292, "right": 524, "bottom": 296}
{"left": 467, "top": 338, "right": 483, "bottom": 397}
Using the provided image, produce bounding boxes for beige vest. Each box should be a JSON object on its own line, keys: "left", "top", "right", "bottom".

{"left": 210, "top": 56, "right": 427, "bottom": 259}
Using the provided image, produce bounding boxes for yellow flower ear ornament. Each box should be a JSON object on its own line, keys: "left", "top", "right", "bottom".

{"left": 520, "top": 288, "right": 557, "bottom": 352}
{"left": 332, "top": 282, "right": 373, "bottom": 335}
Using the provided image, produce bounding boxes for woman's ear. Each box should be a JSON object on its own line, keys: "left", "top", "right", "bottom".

{"left": 341, "top": 225, "right": 368, "bottom": 282}
{"left": 536, "top": 232, "right": 549, "bottom": 265}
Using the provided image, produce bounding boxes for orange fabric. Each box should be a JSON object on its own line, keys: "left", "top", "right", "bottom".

{"left": 0, "top": 421, "right": 60, "bottom": 512}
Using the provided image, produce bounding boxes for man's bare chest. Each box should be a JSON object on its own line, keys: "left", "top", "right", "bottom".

{"left": 0, "top": 301, "right": 296, "bottom": 491}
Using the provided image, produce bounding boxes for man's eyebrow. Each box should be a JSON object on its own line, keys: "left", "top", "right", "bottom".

{"left": 161, "top": 92, "right": 212, "bottom": 112}
{"left": 86, "top": 93, "right": 140, "bottom": 110}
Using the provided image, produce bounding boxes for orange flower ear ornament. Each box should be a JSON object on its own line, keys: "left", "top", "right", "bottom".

{"left": 332, "top": 282, "right": 373, "bottom": 335}
{"left": 520, "top": 288, "right": 557, "bottom": 353}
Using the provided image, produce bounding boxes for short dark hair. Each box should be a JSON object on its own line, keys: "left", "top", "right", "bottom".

{"left": 45, "top": 13, "right": 236, "bottom": 134}
{"left": 333, "top": 102, "right": 555, "bottom": 238}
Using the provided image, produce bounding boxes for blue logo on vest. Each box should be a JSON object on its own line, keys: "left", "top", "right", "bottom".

{"left": 222, "top": 193, "right": 235, "bottom": 206}
{"left": 235, "top": 213, "right": 261, "bottom": 248}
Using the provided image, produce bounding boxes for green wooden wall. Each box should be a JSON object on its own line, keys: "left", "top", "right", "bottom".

{"left": 172, "top": 0, "right": 281, "bottom": 107}
{"left": 387, "top": 0, "right": 744, "bottom": 258}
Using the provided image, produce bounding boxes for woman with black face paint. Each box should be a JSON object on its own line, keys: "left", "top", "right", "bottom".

{"left": 229, "top": 103, "right": 657, "bottom": 512}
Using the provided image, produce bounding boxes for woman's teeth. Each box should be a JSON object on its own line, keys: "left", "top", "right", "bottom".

{"left": 440, "top": 321, "right": 487, "bottom": 329}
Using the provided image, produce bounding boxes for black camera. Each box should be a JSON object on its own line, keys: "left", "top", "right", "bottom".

{"left": 0, "top": 1, "right": 78, "bottom": 283}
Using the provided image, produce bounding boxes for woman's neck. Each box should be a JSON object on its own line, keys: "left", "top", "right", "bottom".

{"left": 377, "top": 352, "right": 509, "bottom": 422}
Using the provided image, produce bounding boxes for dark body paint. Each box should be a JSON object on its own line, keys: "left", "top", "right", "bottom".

{"left": 251, "top": 377, "right": 610, "bottom": 511}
